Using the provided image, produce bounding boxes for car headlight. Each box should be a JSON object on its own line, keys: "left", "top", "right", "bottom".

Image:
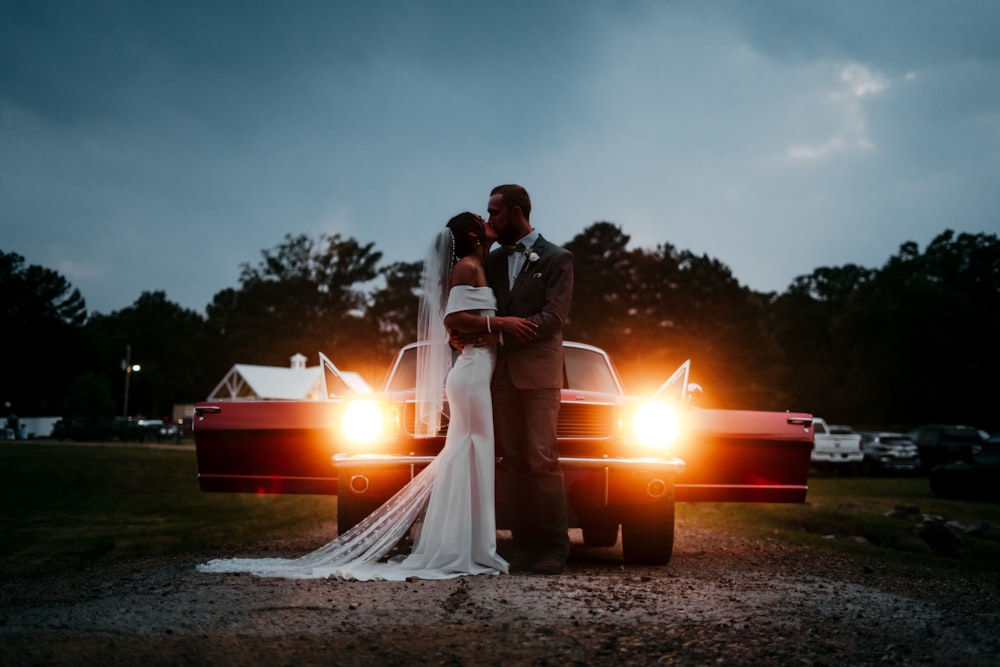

{"left": 633, "top": 401, "right": 680, "bottom": 449}
{"left": 342, "top": 400, "right": 385, "bottom": 444}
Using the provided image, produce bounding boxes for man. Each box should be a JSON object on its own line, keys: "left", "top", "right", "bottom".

{"left": 486, "top": 184, "right": 574, "bottom": 575}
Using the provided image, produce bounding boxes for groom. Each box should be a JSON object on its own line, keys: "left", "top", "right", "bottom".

{"left": 485, "top": 184, "right": 574, "bottom": 575}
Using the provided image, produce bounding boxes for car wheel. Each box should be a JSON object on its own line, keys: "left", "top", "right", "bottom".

{"left": 581, "top": 519, "right": 619, "bottom": 547}
{"left": 336, "top": 468, "right": 381, "bottom": 534}
{"left": 621, "top": 487, "right": 675, "bottom": 565}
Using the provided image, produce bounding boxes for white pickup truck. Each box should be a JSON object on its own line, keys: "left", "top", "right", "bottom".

{"left": 811, "top": 418, "right": 863, "bottom": 474}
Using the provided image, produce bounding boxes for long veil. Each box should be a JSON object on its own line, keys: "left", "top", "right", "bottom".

{"left": 197, "top": 231, "right": 455, "bottom": 580}
{"left": 196, "top": 458, "right": 441, "bottom": 579}
{"left": 415, "top": 228, "right": 454, "bottom": 436}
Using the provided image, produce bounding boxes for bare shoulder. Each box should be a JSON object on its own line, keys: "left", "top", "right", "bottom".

{"left": 450, "top": 257, "right": 487, "bottom": 287}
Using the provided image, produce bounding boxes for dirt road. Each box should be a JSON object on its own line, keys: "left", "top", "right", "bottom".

{"left": 2, "top": 518, "right": 998, "bottom": 666}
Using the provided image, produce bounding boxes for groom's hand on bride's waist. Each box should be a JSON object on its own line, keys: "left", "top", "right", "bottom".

{"left": 449, "top": 330, "right": 501, "bottom": 349}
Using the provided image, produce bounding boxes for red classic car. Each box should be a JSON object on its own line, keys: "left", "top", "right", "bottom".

{"left": 194, "top": 342, "right": 813, "bottom": 565}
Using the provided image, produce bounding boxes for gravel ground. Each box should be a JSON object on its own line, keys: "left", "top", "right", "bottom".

{"left": 2, "top": 516, "right": 999, "bottom": 666}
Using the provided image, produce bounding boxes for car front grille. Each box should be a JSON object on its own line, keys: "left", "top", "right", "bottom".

{"left": 557, "top": 402, "right": 616, "bottom": 439}
{"left": 403, "top": 401, "right": 615, "bottom": 440}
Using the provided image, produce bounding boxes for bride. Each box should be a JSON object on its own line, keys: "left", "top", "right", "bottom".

{"left": 197, "top": 212, "right": 538, "bottom": 580}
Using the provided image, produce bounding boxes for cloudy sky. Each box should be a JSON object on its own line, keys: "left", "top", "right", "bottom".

{"left": 3, "top": 0, "right": 998, "bottom": 315}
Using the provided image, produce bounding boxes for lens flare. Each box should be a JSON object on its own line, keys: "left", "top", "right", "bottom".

{"left": 633, "top": 401, "right": 680, "bottom": 449}
{"left": 343, "top": 400, "right": 384, "bottom": 443}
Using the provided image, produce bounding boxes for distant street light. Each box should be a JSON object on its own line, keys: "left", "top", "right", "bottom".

{"left": 122, "top": 344, "right": 141, "bottom": 418}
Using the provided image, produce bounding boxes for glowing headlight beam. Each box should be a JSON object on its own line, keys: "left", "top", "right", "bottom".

{"left": 633, "top": 401, "right": 680, "bottom": 449}
{"left": 342, "top": 400, "right": 385, "bottom": 443}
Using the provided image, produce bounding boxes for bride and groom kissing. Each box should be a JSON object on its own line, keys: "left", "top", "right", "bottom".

{"left": 198, "top": 183, "right": 574, "bottom": 580}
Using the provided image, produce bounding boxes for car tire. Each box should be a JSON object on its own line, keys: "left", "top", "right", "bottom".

{"left": 621, "top": 487, "right": 675, "bottom": 565}
{"left": 336, "top": 468, "right": 381, "bottom": 534}
{"left": 581, "top": 519, "right": 619, "bottom": 547}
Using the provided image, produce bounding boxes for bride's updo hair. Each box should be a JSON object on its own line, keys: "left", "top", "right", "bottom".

{"left": 446, "top": 212, "right": 486, "bottom": 260}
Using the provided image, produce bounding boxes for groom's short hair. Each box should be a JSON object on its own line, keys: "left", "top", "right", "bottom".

{"left": 491, "top": 184, "right": 531, "bottom": 220}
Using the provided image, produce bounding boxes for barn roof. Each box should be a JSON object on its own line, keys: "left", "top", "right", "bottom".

{"left": 207, "top": 353, "right": 371, "bottom": 400}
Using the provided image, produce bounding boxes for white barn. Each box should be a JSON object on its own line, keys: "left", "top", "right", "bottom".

{"left": 207, "top": 353, "right": 371, "bottom": 401}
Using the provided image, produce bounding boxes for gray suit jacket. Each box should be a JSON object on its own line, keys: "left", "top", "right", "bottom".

{"left": 486, "top": 234, "right": 573, "bottom": 389}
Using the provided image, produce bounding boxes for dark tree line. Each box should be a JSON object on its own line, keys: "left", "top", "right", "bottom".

{"left": 2, "top": 226, "right": 997, "bottom": 435}
{"left": 768, "top": 231, "right": 999, "bottom": 429}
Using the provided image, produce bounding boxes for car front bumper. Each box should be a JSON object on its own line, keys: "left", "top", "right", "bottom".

{"left": 332, "top": 452, "right": 686, "bottom": 473}
{"left": 810, "top": 451, "right": 864, "bottom": 464}
{"left": 332, "top": 453, "right": 686, "bottom": 509}
{"left": 870, "top": 455, "right": 920, "bottom": 471}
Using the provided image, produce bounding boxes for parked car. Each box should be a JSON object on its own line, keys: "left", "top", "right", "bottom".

{"left": 907, "top": 424, "right": 985, "bottom": 472}
{"left": 193, "top": 342, "right": 814, "bottom": 566}
{"left": 130, "top": 417, "right": 167, "bottom": 442}
{"left": 929, "top": 448, "right": 1000, "bottom": 502}
{"left": 810, "top": 418, "right": 863, "bottom": 475}
{"left": 52, "top": 416, "right": 119, "bottom": 441}
{"left": 158, "top": 421, "right": 180, "bottom": 440}
{"left": 858, "top": 432, "right": 920, "bottom": 475}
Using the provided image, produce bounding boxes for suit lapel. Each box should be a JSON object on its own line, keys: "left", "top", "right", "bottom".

{"left": 509, "top": 262, "right": 530, "bottom": 299}
{"left": 487, "top": 249, "right": 511, "bottom": 308}
{"left": 509, "top": 235, "right": 547, "bottom": 300}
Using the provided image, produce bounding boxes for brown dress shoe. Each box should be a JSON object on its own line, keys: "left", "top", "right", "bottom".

{"left": 529, "top": 554, "right": 565, "bottom": 575}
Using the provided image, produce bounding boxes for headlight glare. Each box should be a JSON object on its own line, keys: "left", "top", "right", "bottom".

{"left": 633, "top": 401, "right": 680, "bottom": 449}
{"left": 342, "top": 400, "right": 384, "bottom": 443}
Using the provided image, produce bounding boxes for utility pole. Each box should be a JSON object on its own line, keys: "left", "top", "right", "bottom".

{"left": 122, "top": 344, "right": 141, "bottom": 418}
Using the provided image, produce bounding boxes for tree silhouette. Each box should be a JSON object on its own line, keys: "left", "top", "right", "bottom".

{"left": 767, "top": 230, "right": 999, "bottom": 429}
{"left": 768, "top": 263, "right": 875, "bottom": 418}
{"left": 564, "top": 226, "right": 785, "bottom": 408}
{"left": 364, "top": 260, "right": 422, "bottom": 383}
{"left": 0, "top": 250, "right": 88, "bottom": 415}
{"left": 6, "top": 227, "right": 998, "bottom": 434}
{"left": 836, "top": 231, "right": 999, "bottom": 427}
{"left": 85, "top": 291, "right": 217, "bottom": 418}
{"left": 564, "top": 222, "right": 637, "bottom": 352}
{"left": 206, "top": 233, "right": 382, "bottom": 373}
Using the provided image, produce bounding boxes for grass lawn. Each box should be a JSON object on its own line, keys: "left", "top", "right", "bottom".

{"left": 3, "top": 443, "right": 999, "bottom": 583}
{"left": 679, "top": 474, "right": 1000, "bottom": 584}
{"left": 1, "top": 442, "right": 337, "bottom": 580}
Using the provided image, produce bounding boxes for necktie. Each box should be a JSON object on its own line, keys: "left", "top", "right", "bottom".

{"left": 502, "top": 242, "right": 526, "bottom": 255}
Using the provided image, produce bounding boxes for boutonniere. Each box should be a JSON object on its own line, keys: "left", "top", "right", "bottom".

{"left": 526, "top": 249, "right": 540, "bottom": 263}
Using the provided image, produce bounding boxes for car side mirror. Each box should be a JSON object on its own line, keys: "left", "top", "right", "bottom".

{"left": 685, "top": 383, "right": 703, "bottom": 407}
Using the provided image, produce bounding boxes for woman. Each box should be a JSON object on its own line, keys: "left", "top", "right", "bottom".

{"left": 197, "top": 213, "right": 536, "bottom": 580}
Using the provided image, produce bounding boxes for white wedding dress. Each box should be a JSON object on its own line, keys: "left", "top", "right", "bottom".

{"left": 198, "top": 286, "right": 508, "bottom": 580}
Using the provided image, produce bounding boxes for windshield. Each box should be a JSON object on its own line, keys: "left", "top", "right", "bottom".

{"left": 563, "top": 346, "right": 621, "bottom": 394}
{"left": 385, "top": 345, "right": 621, "bottom": 395}
{"left": 385, "top": 347, "right": 460, "bottom": 392}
